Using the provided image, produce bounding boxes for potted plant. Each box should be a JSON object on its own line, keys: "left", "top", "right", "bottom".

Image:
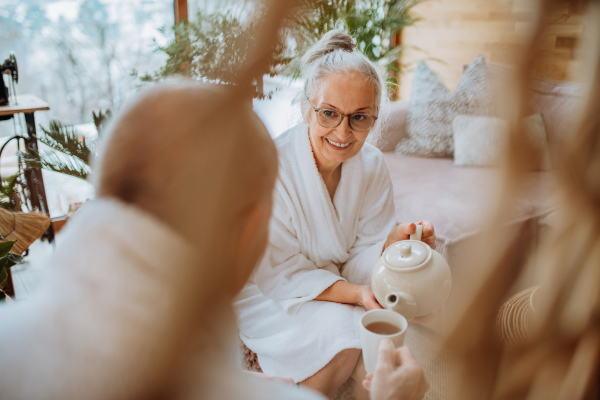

{"left": 140, "top": 0, "right": 423, "bottom": 95}
{"left": 0, "top": 241, "right": 23, "bottom": 302}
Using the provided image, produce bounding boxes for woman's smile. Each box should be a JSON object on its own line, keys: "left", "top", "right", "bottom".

{"left": 325, "top": 137, "right": 353, "bottom": 150}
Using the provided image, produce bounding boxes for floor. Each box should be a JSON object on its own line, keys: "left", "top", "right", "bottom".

{"left": 11, "top": 238, "right": 55, "bottom": 300}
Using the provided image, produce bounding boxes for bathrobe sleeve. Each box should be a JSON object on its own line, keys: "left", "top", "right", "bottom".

{"left": 255, "top": 189, "right": 346, "bottom": 315}
{"left": 340, "top": 153, "right": 397, "bottom": 285}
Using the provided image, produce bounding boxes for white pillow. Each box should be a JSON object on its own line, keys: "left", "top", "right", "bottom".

{"left": 453, "top": 114, "right": 551, "bottom": 169}
{"left": 453, "top": 115, "right": 508, "bottom": 167}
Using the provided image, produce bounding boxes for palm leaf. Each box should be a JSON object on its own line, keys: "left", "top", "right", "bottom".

{"left": 18, "top": 119, "right": 97, "bottom": 181}
{"left": 284, "top": 0, "right": 424, "bottom": 79}
{"left": 38, "top": 120, "right": 95, "bottom": 166}
{"left": 20, "top": 148, "right": 91, "bottom": 181}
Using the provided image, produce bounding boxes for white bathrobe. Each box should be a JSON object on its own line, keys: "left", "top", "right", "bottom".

{"left": 235, "top": 124, "right": 397, "bottom": 382}
{"left": 0, "top": 199, "right": 323, "bottom": 400}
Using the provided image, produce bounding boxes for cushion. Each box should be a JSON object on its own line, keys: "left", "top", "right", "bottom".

{"left": 396, "top": 54, "right": 493, "bottom": 157}
{"left": 366, "top": 101, "right": 409, "bottom": 152}
{"left": 453, "top": 115, "right": 508, "bottom": 167}
{"left": 382, "top": 154, "right": 557, "bottom": 245}
{"left": 452, "top": 114, "right": 551, "bottom": 170}
{"left": 529, "top": 79, "right": 584, "bottom": 165}
{"left": 485, "top": 63, "right": 584, "bottom": 166}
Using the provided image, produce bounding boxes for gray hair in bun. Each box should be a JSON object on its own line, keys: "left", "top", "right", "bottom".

{"left": 300, "top": 27, "right": 388, "bottom": 133}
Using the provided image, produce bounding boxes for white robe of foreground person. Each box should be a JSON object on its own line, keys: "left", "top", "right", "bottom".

{"left": 235, "top": 123, "right": 397, "bottom": 382}
{"left": 0, "top": 199, "right": 323, "bottom": 400}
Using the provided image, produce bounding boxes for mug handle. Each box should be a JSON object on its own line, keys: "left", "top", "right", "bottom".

{"left": 410, "top": 224, "right": 423, "bottom": 241}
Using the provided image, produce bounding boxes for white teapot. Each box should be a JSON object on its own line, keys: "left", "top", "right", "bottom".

{"left": 371, "top": 225, "right": 451, "bottom": 320}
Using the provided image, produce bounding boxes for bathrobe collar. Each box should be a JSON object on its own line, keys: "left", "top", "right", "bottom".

{"left": 294, "top": 124, "right": 365, "bottom": 261}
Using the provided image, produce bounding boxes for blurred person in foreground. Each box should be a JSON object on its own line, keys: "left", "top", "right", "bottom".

{"left": 445, "top": 1, "right": 600, "bottom": 400}
{"left": 0, "top": 83, "right": 427, "bottom": 400}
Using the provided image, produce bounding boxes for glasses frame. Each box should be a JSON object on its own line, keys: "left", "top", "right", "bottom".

{"left": 308, "top": 101, "right": 378, "bottom": 132}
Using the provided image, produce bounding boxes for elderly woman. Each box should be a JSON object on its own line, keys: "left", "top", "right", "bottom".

{"left": 235, "top": 29, "right": 435, "bottom": 398}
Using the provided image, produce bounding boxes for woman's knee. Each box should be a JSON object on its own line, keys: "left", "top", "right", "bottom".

{"left": 333, "top": 348, "right": 362, "bottom": 371}
{"left": 301, "top": 348, "right": 361, "bottom": 396}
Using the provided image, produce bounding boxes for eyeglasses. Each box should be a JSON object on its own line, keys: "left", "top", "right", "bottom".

{"left": 308, "top": 101, "right": 378, "bottom": 132}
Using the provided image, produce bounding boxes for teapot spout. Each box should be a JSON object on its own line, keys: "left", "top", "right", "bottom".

{"left": 384, "top": 291, "right": 419, "bottom": 320}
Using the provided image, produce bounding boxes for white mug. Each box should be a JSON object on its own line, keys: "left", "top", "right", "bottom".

{"left": 360, "top": 309, "right": 408, "bottom": 373}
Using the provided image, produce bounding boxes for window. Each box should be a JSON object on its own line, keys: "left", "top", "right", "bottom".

{"left": 0, "top": 0, "right": 174, "bottom": 217}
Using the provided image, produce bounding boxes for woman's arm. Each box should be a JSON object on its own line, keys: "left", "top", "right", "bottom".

{"left": 255, "top": 189, "right": 346, "bottom": 314}
{"left": 340, "top": 156, "right": 397, "bottom": 285}
{"left": 315, "top": 281, "right": 382, "bottom": 310}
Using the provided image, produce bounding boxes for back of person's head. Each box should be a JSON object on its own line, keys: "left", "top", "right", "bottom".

{"left": 94, "top": 83, "right": 277, "bottom": 284}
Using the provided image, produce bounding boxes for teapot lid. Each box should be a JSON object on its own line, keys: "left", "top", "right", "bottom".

{"left": 383, "top": 240, "right": 431, "bottom": 270}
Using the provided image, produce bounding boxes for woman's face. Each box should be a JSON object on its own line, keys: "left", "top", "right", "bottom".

{"left": 306, "top": 72, "right": 377, "bottom": 169}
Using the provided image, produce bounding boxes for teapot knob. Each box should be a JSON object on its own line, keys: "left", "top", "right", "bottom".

{"left": 399, "top": 243, "right": 412, "bottom": 258}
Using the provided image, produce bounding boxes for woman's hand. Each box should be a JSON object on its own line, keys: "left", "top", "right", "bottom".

{"left": 363, "top": 340, "right": 429, "bottom": 400}
{"left": 358, "top": 285, "right": 383, "bottom": 310}
{"left": 383, "top": 221, "right": 436, "bottom": 251}
{"left": 315, "top": 282, "right": 382, "bottom": 309}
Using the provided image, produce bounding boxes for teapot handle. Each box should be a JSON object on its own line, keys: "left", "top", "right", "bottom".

{"left": 410, "top": 224, "right": 423, "bottom": 241}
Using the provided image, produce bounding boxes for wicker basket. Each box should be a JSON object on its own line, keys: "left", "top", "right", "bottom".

{"left": 496, "top": 286, "right": 540, "bottom": 347}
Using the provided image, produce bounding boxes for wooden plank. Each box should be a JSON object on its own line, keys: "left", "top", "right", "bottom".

{"left": 0, "top": 94, "right": 49, "bottom": 117}
{"left": 174, "top": 0, "right": 188, "bottom": 24}
{"left": 398, "top": 0, "right": 585, "bottom": 100}
{"left": 52, "top": 217, "right": 68, "bottom": 234}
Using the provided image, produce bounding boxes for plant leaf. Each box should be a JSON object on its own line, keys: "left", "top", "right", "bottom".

{"left": 20, "top": 149, "right": 91, "bottom": 181}
{"left": 0, "top": 241, "right": 16, "bottom": 258}
{"left": 0, "top": 267, "right": 7, "bottom": 287}
{"left": 39, "top": 120, "right": 95, "bottom": 166}
{"left": 5, "top": 253, "right": 24, "bottom": 269}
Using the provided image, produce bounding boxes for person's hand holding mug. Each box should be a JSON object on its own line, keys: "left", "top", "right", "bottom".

{"left": 363, "top": 340, "right": 429, "bottom": 400}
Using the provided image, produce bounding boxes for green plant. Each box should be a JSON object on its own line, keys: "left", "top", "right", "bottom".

{"left": 142, "top": 1, "right": 422, "bottom": 93}
{"left": 137, "top": 8, "right": 290, "bottom": 98}
{"left": 92, "top": 109, "right": 112, "bottom": 135}
{"left": 0, "top": 240, "right": 24, "bottom": 301}
{"left": 285, "top": 0, "right": 423, "bottom": 82}
{"left": 0, "top": 174, "right": 22, "bottom": 211}
{"left": 20, "top": 120, "right": 97, "bottom": 181}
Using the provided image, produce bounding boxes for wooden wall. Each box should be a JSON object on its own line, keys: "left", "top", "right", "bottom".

{"left": 398, "top": 0, "right": 587, "bottom": 101}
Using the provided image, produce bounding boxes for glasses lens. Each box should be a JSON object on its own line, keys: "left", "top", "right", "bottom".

{"left": 317, "top": 109, "right": 342, "bottom": 128}
{"left": 349, "top": 114, "right": 375, "bottom": 131}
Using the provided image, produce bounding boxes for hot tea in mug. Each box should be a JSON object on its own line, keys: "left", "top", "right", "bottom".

{"left": 360, "top": 310, "right": 408, "bottom": 373}
{"left": 365, "top": 321, "right": 402, "bottom": 335}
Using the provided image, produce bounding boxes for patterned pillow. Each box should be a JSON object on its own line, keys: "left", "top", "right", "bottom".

{"left": 396, "top": 55, "right": 494, "bottom": 157}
